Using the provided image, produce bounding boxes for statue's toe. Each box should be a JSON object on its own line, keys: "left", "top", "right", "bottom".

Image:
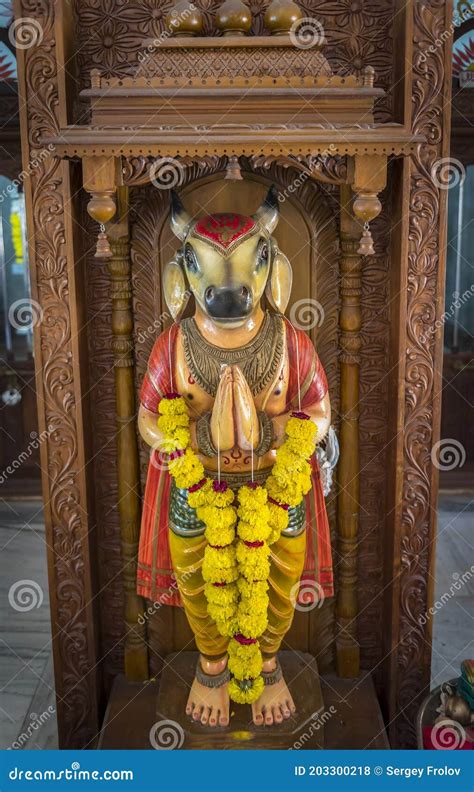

{"left": 273, "top": 706, "right": 283, "bottom": 724}
{"left": 219, "top": 706, "right": 229, "bottom": 726}
{"left": 200, "top": 706, "right": 210, "bottom": 725}
{"left": 252, "top": 701, "right": 264, "bottom": 725}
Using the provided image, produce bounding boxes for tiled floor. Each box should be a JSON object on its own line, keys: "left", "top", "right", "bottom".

{"left": 431, "top": 493, "right": 474, "bottom": 687}
{"left": 0, "top": 493, "right": 471, "bottom": 748}
{"left": 0, "top": 499, "right": 57, "bottom": 749}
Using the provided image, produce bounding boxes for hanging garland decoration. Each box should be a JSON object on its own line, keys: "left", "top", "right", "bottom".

{"left": 158, "top": 393, "right": 317, "bottom": 704}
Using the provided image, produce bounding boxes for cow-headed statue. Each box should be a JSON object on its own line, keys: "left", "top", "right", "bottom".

{"left": 137, "top": 186, "right": 333, "bottom": 727}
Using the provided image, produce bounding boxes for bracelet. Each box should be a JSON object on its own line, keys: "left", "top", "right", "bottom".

{"left": 255, "top": 411, "right": 275, "bottom": 457}
{"left": 196, "top": 412, "right": 217, "bottom": 457}
{"left": 261, "top": 658, "right": 283, "bottom": 687}
{"left": 195, "top": 661, "right": 231, "bottom": 689}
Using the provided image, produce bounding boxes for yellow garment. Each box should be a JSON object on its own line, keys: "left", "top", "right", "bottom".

{"left": 168, "top": 529, "right": 306, "bottom": 658}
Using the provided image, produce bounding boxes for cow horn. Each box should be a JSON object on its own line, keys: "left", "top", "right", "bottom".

{"left": 252, "top": 185, "right": 280, "bottom": 235}
{"left": 170, "top": 190, "right": 192, "bottom": 241}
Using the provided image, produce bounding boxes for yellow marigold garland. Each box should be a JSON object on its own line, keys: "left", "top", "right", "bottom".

{"left": 158, "top": 395, "right": 318, "bottom": 704}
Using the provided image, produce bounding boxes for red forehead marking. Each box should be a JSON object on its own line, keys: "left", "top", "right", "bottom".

{"left": 193, "top": 213, "right": 256, "bottom": 250}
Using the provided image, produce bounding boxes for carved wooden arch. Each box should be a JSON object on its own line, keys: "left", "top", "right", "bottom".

{"left": 129, "top": 159, "right": 340, "bottom": 672}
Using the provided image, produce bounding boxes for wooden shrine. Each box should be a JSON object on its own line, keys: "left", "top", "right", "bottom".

{"left": 15, "top": 0, "right": 453, "bottom": 749}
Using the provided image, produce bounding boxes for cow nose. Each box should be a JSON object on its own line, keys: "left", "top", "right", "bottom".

{"left": 204, "top": 285, "right": 252, "bottom": 319}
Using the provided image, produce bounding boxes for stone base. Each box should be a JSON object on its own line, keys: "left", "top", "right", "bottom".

{"left": 98, "top": 651, "right": 389, "bottom": 750}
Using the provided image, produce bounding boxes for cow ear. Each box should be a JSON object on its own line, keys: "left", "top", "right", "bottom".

{"left": 170, "top": 190, "right": 192, "bottom": 241}
{"left": 252, "top": 185, "right": 280, "bottom": 235}
{"left": 265, "top": 250, "right": 292, "bottom": 314}
{"left": 163, "top": 259, "right": 189, "bottom": 321}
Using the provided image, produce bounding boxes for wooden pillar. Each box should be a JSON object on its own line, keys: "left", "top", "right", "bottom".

{"left": 107, "top": 192, "right": 148, "bottom": 681}
{"left": 336, "top": 184, "right": 362, "bottom": 678}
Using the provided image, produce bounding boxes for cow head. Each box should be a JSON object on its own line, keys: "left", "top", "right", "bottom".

{"left": 164, "top": 186, "right": 292, "bottom": 327}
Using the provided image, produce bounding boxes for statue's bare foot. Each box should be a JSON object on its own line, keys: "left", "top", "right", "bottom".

{"left": 251, "top": 657, "right": 296, "bottom": 726}
{"left": 185, "top": 655, "right": 230, "bottom": 727}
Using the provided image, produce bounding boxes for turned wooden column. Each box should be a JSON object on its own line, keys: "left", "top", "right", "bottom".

{"left": 107, "top": 202, "right": 148, "bottom": 681}
{"left": 336, "top": 184, "right": 362, "bottom": 678}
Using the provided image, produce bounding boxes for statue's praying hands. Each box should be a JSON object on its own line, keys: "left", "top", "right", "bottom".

{"left": 210, "top": 365, "right": 259, "bottom": 452}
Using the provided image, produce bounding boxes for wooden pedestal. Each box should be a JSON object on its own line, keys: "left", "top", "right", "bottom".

{"left": 99, "top": 651, "right": 389, "bottom": 750}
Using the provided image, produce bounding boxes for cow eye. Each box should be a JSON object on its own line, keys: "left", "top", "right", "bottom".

{"left": 257, "top": 241, "right": 269, "bottom": 269}
{"left": 184, "top": 244, "right": 198, "bottom": 274}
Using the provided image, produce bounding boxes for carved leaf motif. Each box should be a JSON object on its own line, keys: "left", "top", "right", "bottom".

{"left": 19, "top": 0, "right": 99, "bottom": 748}
{"left": 394, "top": 0, "right": 450, "bottom": 749}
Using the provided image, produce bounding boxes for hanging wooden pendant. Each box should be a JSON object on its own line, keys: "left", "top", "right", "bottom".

{"left": 357, "top": 224, "right": 375, "bottom": 256}
{"left": 225, "top": 155, "right": 243, "bottom": 180}
{"left": 95, "top": 224, "right": 113, "bottom": 259}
